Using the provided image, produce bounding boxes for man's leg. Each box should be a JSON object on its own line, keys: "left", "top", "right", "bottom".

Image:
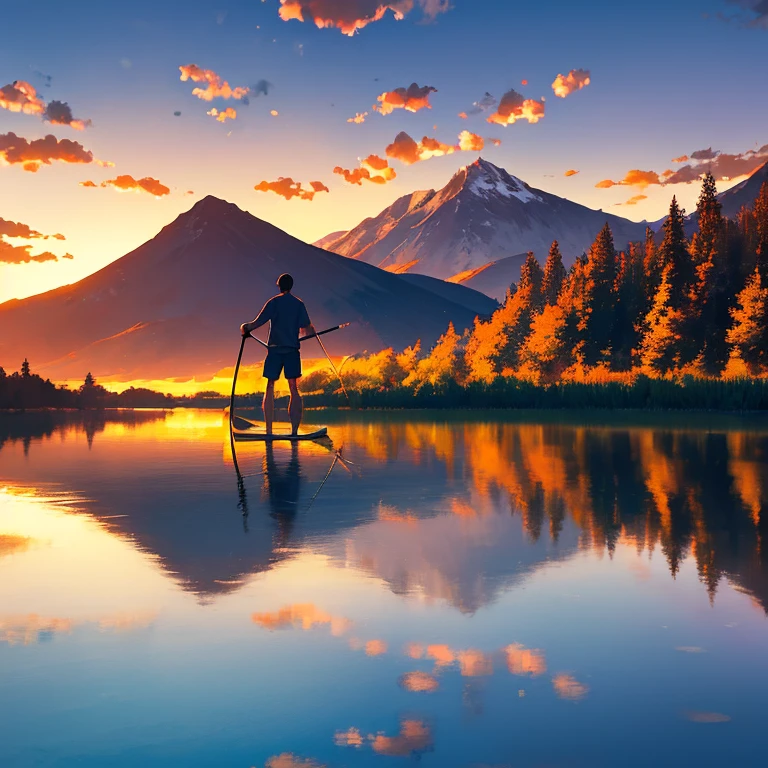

{"left": 287, "top": 378, "right": 303, "bottom": 435}
{"left": 263, "top": 379, "right": 275, "bottom": 435}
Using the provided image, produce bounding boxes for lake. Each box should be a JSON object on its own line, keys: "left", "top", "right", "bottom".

{"left": 1, "top": 409, "right": 768, "bottom": 767}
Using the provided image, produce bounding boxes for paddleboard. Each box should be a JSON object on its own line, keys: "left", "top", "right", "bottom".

{"left": 231, "top": 415, "right": 328, "bottom": 442}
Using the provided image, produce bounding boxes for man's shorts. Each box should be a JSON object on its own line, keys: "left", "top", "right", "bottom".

{"left": 263, "top": 348, "right": 302, "bottom": 381}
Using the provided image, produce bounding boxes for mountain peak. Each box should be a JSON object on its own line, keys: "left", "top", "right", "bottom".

{"left": 462, "top": 157, "right": 542, "bottom": 203}
{"left": 189, "top": 195, "right": 241, "bottom": 215}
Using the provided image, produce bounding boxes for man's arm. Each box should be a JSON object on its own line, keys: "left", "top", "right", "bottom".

{"left": 299, "top": 304, "right": 314, "bottom": 338}
{"left": 241, "top": 300, "right": 273, "bottom": 336}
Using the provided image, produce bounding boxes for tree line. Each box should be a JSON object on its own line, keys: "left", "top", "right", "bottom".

{"left": 303, "top": 174, "right": 768, "bottom": 407}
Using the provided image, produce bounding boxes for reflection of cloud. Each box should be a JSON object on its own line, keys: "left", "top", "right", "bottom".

{"left": 252, "top": 603, "right": 352, "bottom": 635}
{"left": 370, "top": 720, "right": 433, "bottom": 757}
{"left": 179, "top": 64, "right": 249, "bottom": 101}
{"left": 0, "top": 534, "right": 34, "bottom": 557}
{"left": 364, "top": 639, "right": 388, "bottom": 656}
{"left": 552, "top": 68, "right": 591, "bottom": 98}
{"left": 277, "top": 0, "right": 448, "bottom": 35}
{"left": 265, "top": 753, "right": 325, "bottom": 767}
{"left": 373, "top": 83, "right": 437, "bottom": 115}
{"left": 0, "top": 131, "right": 93, "bottom": 172}
{"left": 505, "top": 643, "right": 547, "bottom": 676}
{"left": 552, "top": 673, "right": 589, "bottom": 700}
{"left": 97, "top": 611, "right": 157, "bottom": 633}
{"left": 458, "top": 649, "right": 493, "bottom": 676}
{"left": 487, "top": 88, "right": 545, "bottom": 126}
{"left": 334, "top": 727, "right": 364, "bottom": 747}
{"left": 0, "top": 614, "right": 73, "bottom": 645}
{"left": 399, "top": 670, "right": 439, "bottom": 692}
{"left": 254, "top": 178, "right": 330, "bottom": 201}
{"left": 683, "top": 711, "right": 731, "bottom": 723}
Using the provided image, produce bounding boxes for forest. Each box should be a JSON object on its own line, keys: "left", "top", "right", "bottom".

{"left": 302, "top": 174, "right": 768, "bottom": 409}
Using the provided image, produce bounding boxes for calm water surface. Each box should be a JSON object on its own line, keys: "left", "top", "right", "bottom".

{"left": 2, "top": 409, "right": 768, "bottom": 767}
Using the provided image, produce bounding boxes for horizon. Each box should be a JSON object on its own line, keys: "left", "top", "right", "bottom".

{"left": 2, "top": 0, "right": 767, "bottom": 304}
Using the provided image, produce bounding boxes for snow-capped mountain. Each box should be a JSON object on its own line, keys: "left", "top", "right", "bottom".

{"left": 0, "top": 197, "right": 490, "bottom": 381}
{"left": 317, "top": 158, "right": 649, "bottom": 281}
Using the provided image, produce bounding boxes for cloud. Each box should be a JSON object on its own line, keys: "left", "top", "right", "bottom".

{"left": 254, "top": 177, "right": 331, "bottom": 200}
{"left": 347, "top": 112, "right": 368, "bottom": 123}
{"left": 0, "top": 240, "right": 70, "bottom": 264}
{"left": 595, "top": 169, "right": 662, "bottom": 189}
{"left": 334, "top": 153, "right": 397, "bottom": 184}
{"left": 253, "top": 79, "right": 272, "bottom": 96}
{"left": 0, "top": 132, "right": 93, "bottom": 172}
{"left": 271, "top": 109, "right": 279, "bottom": 116}
{"left": 618, "top": 194, "right": 648, "bottom": 206}
{"left": 43, "top": 100, "right": 92, "bottom": 130}
{"left": 663, "top": 144, "right": 768, "bottom": 184}
{"left": 487, "top": 88, "right": 545, "bottom": 126}
{"left": 564, "top": 169, "right": 579, "bottom": 177}
{"left": 466, "top": 91, "right": 497, "bottom": 115}
{"left": 179, "top": 64, "right": 249, "bottom": 101}
{"left": 551, "top": 68, "right": 591, "bottom": 98}
{"left": 0, "top": 81, "right": 45, "bottom": 115}
{"left": 207, "top": 106, "right": 237, "bottom": 122}
{"left": 174, "top": 111, "right": 182, "bottom": 117}
{"left": 373, "top": 82, "right": 437, "bottom": 115}
{"left": 458, "top": 130, "right": 484, "bottom": 152}
{"left": 0, "top": 217, "right": 43, "bottom": 239}
{"left": 672, "top": 154, "right": 689, "bottom": 163}
{"left": 458, "top": 112, "right": 468, "bottom": 119}
{"left": 490, "top": 138, "right": 501, "bottom": 146}
{"left": 277, "top": 0, "right": 448, "bottom": 35}
{"left": 386, "top": 131, "right": 457, "bottom": 164}
{"left": 81, "top": 175, "right": 171, "bottom": 197}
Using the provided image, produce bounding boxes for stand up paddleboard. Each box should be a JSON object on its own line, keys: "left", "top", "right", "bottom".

{"left": 232, "top": 415, "right": 328, "bottom": 442}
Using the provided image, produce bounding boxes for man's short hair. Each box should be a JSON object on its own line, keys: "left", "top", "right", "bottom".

{"left": 277, "top": 273, "right": 294, "bottom": 292}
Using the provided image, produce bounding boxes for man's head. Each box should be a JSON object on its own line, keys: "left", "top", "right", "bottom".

{"left": 277, "top": 273, "right": 294, "bottom": 293}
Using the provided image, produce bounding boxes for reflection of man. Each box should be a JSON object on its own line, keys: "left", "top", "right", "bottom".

{"left": 263, "top": 443, "right": 302, "bottom": 543}
{"left": 240, "top": 273, "right": 315, "bottom": 436}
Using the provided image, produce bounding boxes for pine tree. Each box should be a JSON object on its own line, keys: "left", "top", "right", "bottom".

{"left": 643, "top": 226, "right": 660, "bottom": 296}
{"left": 612, "top": 243, "right": 645, "bottom": 370}
{"left": 657, "top": 196, "right": 692, "bottom": 301}
{"left": 21, "top": 359, "right": 30, "bottom": 378}
{"left": 755, "top": 181, "right": 768, "bottom": 278}
{"left": 638, "top": 265, "right": 683, "bottom": 375}
{"left": 518, "top": 251, "right": 544, "bottom": 311}
{"left": 82, "top": 372, "right": 95, "bottom": 389}
{"left": 725, "top": 268, "right": 768, "bottom": 375}
{"left": 578, "top": 223, "right": 616, "bottom": 367}
{"left": 542, "top": 241, "right": 566, "bottom": 305}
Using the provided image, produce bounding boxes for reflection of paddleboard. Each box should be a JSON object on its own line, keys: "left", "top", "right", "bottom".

{"left": 231, "top": 415, "right": 328, "bottom": 442}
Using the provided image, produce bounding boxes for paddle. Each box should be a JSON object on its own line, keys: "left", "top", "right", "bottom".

{"left": 248, "top": 323, "right": 352, "bottom": 349}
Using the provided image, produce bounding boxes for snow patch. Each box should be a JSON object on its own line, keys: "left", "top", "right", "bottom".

{"left": 468, "top": 162, "right": 542, "bottom": 203}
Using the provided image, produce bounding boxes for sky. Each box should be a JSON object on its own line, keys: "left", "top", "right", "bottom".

{"left": 1, "top": 0, "right": 767, "bottom": 304}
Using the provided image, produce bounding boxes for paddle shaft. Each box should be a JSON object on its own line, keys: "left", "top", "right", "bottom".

{"left": 248, "top": 324, "right": 347, "bottom": 349}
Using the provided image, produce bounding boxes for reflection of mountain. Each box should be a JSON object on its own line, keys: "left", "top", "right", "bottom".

{"left": 0, "top": 197, "right": 487, "bottom": 381}
{"left": 2, "top": 411, "right": 767, "bottom": 612}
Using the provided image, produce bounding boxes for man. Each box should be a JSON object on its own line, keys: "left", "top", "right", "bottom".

{"left": 241, "top": 273, "right": 315, "bottom": 436}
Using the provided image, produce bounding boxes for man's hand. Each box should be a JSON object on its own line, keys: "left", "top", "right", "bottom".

{"left": 240, "top": 323, "right": 252, "bottom": 337}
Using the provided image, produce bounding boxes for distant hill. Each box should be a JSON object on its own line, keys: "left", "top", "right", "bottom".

{"left": 396, "top": 273, "right": 499, "bottom": 315}
{"left": 316, "top": 158, "right": 649, "bottom": 280}
{"left": 447, "top": 253, "right": 529, "bottom": 302}
{"left": 0, "top": 197, "right": 487, "bottom": 381}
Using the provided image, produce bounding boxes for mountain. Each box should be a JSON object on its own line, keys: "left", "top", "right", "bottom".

{"left": 0, "top": 197, "right": 487, "bottom": 381}
{"left": 316, "top": 158, "right": 649, "bottom": 281}
{"left": 396, "top": 272, "right": 499, "bottom": 315}
{"left": 447, "top": 253, "right": 528, "bottom": 302}
{"left": 652, "top": 161, "right": 768, "bottom": 234}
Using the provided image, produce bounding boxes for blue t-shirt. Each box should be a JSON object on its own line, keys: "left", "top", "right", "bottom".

{"left": 252, "top": 292, "right": 311, "bottom": 351}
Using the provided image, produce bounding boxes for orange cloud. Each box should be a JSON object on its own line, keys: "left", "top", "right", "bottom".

{"left": 664, "top": 144, "right": 768, "bottom": 184}
{"left": 0, "top": 132, "right": 93, "bottom": 172}
{"left": 458, "top": 111, "right": 468, "bottom": 119}
{"left": 277, "top": 0, "right": 448, "bottom": 35}
{"left": 672, "top": 155, "right": 689, "bottom": 163}
{"left": 207, "top": 106, "right": 237, "bottom": 122}
{"left": 595, "top": 169, "right": 662, "bottom": 189}
{"left": 84, "top": 175, "right": 171, "bottom": 197}
{"left": 254, "top": 177, "right": 330, "bottom": 201}
{"left": 0, "top": 81, "right": 45, "bottom": 115}
{"left": 487, "top": 88, "right": 545, "bottom": 126}
{"left": 399, "top": 671, "right": 439, "bottom": 692}
{"left": 619, "top": 194, "right": 648, "bottom": 206}
{"left": 552, "top": 673, "right": 589, "bottom": 700}
{"left": 265, "top": 754, "right": 325, "bottom": 768}
{"left": 505, "top": 643, "right": 547, "bottom": 676}
{"left": 43, "top": 100, "right": 92, "bottom": 130}
{"left": 564, "top": 169, "right": 579, "bottom": 177}
{"left": 385, "top": 131, "right": 458, "bottom": 165}
{"left": 347, "top": 112, "right": 368, "bottom": 123}
{"left": 458, "top": 130, "right": 484, "bottom": 152}
{"left": 490, "top": 138, "right": 501, "bottom": 146}
{"left": 373, "top": 82, "right": 437, "bottom": 115}
{"left": 0, "top": 241, "right": 67, "bottom": 264}
{"left": 179, "top": 64, "right": 249, "bottom": 101}
{"left": 271, "top": 109, "right": 279, "bottom": 116}
{"left": 334, "top": 154, "right": 397, "bottom": 185}
{"left": 370, "top": 720, "right": 433, "bottom": 757}
{"left": 552, "top": 68, "right": 591, "bottom": 98}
